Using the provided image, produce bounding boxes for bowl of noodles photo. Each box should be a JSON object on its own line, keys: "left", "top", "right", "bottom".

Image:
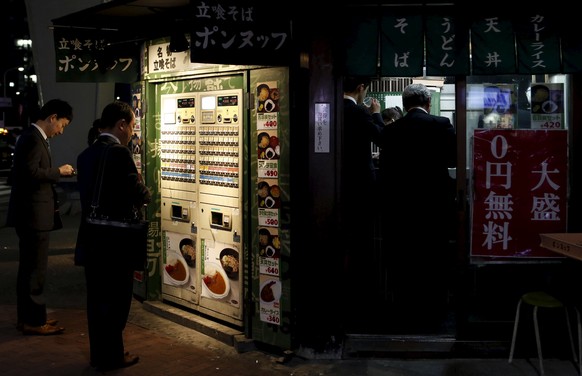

{"left": 202, "top": 261, "right": 230, "bottom": 299}
{"left": 220, "top": 248, "right": 240, "bottom": 280}
{"left": 179, "top": 238, "right": 196, "bottom": 267}
{"left": 163, "top": 250, "right": 190, "bottom": 286}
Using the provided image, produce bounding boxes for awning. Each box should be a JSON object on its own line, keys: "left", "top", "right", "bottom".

{"left": 52, "top": 0, "right": 294, "bottom": 79}
{"left": 51, "top": 0, "right": 190, "bottom": 42}
{"left": 51, "top": 0, "right": 190, "bottom": 82}
{"left": 339, "top": 7, "right": 580, "bottom": 76}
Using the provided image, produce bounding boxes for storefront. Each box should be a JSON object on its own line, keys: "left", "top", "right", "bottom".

{"left": 49, "top": 0, "right": 582, "bottom": 357}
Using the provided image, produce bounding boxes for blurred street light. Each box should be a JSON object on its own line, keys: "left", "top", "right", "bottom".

{"left": 3, "top": 66, "right": 24, "bottom": 97}
{"left": 2, "top": 67, "right": 24, "bottom": 125}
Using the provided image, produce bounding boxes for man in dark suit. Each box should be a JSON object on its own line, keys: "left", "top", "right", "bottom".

{"left": 75, "top": 101, "right": 150, "bottom": 372}
{"left": 6, "top": 99, "right": 75, "bottom": 335}
{"left": 378, "top": 83, "right": 457, "bottom": 331}
{"left": 339, "top": 77, "right": 384, "bottom": 331}
{"left": 342, "top": 76, "right": 384, "bottom": 188}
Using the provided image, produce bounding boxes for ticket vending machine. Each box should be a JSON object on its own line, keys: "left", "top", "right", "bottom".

{"left": 160, "top": 88, "right": 244, "bottom": 326}
{"left": 161, "top": 195, "right": 198, "bottom": 306}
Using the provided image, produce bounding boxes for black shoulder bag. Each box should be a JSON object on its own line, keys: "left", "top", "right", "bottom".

{"left": 84, "top": 144, "right": 148, "bottom": 270}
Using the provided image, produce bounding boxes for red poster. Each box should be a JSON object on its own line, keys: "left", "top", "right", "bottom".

{"left": 471, "top": 129, "right": 568, "bottom": 258}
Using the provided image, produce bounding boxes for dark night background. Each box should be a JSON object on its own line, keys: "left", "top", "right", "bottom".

{"left": 1, "top": 0, "right": 37, "bottom": 129}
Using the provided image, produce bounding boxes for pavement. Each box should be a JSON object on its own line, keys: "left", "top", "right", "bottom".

{"left": 0, "top": 182, "right": 580, "bottom": 375}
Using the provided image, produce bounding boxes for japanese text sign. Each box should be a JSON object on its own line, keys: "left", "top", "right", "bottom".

{"left": 343, "top": 12, "right": 577, "bottom": 76}
{"left": 425, "top": 15, "right": 470, "bottom": 76}
{"left": 147, "top": 42, "right": 192, "bottom": 74}
{"left": 471, "top": 129, "right": 568, "bottom": 258}
{"left": 471, "top": 16, "right": 516, "bottom": 75}
{"left": 53, "top": 29, "right": 139, "bottom": 83}
{"left": 380, "top": 14, "right": 424, "bottom": 77}
{"left": 189, "top": 0, "right": 291, "bottom": 65}
{"left": 515, "top": 14, "right": 561, "bottom": 74}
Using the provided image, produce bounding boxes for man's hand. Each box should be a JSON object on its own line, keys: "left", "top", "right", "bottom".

{"left": 59, "top": 164, "right": 76, "bottom": 177}
{"left": 369, "top": 98, "right": 381, "bottom": 114}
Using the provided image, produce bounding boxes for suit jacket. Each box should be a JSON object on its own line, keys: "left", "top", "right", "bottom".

{"left": 6, "top": 125, "right": 61, "bottom": 230}
{"left": 378, "top": 108, "right": 456, "bottom": 235}
{"left": 75, "top": 135, "right": 151, "bottom": 264}
{"left": 342, "top": 98, "right": 384, "bottom": 194}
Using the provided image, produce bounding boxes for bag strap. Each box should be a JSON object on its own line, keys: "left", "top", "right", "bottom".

{"left": 90, "top": 144, "right": 113, "bottom": 218}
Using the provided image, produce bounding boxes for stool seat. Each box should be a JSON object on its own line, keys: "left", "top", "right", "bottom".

{"left": 508, "top": 291, "right": 581, "bottom": 376}
{"left": 522, "top": 291, "right": 564, "bottom": 308}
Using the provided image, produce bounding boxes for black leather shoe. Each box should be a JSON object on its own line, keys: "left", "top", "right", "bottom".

{"left": 95, "top": 352, "right": 139, "bottom": 372}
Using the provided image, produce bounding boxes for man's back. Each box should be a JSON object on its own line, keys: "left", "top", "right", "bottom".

{"left": 380, "top": 108, "right": 456, "bottom": 191}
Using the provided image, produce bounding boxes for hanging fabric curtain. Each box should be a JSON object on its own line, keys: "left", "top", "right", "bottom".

{"left": 380, "top": 13, "right": 424, "bottom": 77}
{"left": 471, "top": 15, "right": 517, "bottom": 75}
{"left": 425, "top": 14, "right": 470, "bottom": 76}
{"left": 515, "top": 14, "right": 561, "bottom": 74}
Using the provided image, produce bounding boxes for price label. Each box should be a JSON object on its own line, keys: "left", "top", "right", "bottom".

{"left": 260, "top": 305, "right": 281, "bottom": 325}
{"left": 265, "top": 314, "right": 280, "bottom": 324}
{"left": 541, "top": 121, "right": 561, "bottom": 129}
{"left": 263, "top": 169, "right": 278, "bottom": 177}
{"left": 257, "top": 112, "right": 279, "bottom": 130}
{"left": 258, "top": 208, "right": 279, "bottom": 227}
{"left": 259, "top": 257, "right": 280, "bottom": 276}
{"left": 532, "top": 113, "right": 563, "bottom": 130}
{"left": 258, "top": 160, "right": 279, "bottom": 178}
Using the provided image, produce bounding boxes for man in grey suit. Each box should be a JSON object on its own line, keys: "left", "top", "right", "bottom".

{"left": 6, "top": 99, "right": 75, "bottom": 335}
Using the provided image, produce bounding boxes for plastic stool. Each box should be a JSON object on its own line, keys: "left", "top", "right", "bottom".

{"left": 508, "top": 291, "right": 581, "bottom": 376}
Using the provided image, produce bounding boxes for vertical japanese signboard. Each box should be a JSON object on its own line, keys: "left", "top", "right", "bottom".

{"left": 256, "top": 81, "right": 282, "bottom": 325}
{"left": 471, "top": 16, "right": 516, "bottom": 75}
{"left": 380, "top": 14, "right": 424, "bottom": 77}
{"left": 515, "top": 14, "right": 561, "bottom": 74}
{"left": 425, "top": 15, "right": 470, "bottom": 76}
{"left": 471, "top": 129, "right": 568, "bottom": 258}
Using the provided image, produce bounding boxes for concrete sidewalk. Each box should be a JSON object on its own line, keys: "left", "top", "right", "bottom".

{"left": 0, "top": 186, "right": 580, "bottom": 375}
{"left": 0, "top": 296, "right": 579, "bottom": 376}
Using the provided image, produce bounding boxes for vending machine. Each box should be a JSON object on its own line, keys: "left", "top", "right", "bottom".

{"left": 150, "top": 65, "right": 291, "bottom": 348}
{"left": 160, "top": 87, "right": 244, "bottom": 326}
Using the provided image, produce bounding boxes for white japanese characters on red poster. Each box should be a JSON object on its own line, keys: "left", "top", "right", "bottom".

{"left": 471, "top": 129, "right": 568, "bottom": 258}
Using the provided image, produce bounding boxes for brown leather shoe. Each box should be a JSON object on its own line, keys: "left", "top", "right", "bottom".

{"left": 16, "top": 318, "right": 58, "bottom": 331}
{"left": 22, "top": 323, "right": 65, "bottom": 335}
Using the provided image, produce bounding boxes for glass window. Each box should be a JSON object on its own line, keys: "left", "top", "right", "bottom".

{"left": 466, "top": 74, "right": 570, "bottom": 261}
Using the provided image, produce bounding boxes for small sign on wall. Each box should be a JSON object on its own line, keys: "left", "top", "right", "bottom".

{"left": 315, "top": 103, "right": 330, "bottom": 153}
